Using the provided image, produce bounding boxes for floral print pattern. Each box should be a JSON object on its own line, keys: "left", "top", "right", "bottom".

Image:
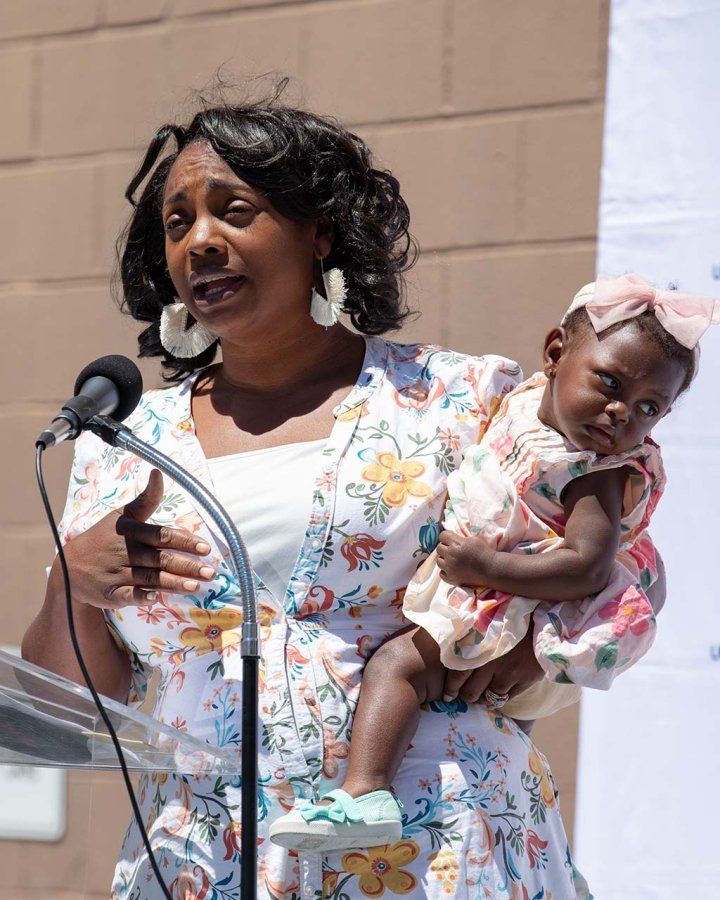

{"left": 56, "top": 339, "right": 590, "bottom": 898}
{"left": 405, "top": 373, "right": 663, "bottom": 702}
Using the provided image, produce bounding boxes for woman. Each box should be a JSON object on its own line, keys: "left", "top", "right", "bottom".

{"left": 23, "top": 101, "right": 660, "bottom": 899}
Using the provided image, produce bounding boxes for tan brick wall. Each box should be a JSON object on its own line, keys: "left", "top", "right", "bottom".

{"left": 0, "top": 1, "right": 609, "bottom": 895}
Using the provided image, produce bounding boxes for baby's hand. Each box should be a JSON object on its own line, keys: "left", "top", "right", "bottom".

{"left": 437, "top": 531, "right": 495, "bottom": 588}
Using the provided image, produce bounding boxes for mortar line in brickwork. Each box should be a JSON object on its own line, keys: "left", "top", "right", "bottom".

{"left": 0, "top": 238, "right": 598, "bottom": 295}
{"left": 355, "top": 98, "right": 603, "bottom": 133}
{"left": 0, "top": 275, "right": 111, "bottom": 292}
{"left": 418, "top": 237, "right": 597, "bottom": 262}
{"left": 0, "top": 149, "right": 142, "bottom": 175}
{"left": 168, "top": 0, "right": 371, "bottom": 24}
{"left": 0, "top": 99, "right": 604, "bottom": 173}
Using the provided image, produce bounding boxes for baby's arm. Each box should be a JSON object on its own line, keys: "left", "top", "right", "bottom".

{"left": 437, "top": 466, "right": 629, "bottom": 601}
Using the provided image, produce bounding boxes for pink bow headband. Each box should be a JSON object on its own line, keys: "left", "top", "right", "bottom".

{"left": 561, "top": 274, "right": 720, "bottom": 351}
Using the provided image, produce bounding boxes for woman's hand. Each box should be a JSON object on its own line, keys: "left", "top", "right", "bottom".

{"left": 55, "top": 468, "right": 216, "bottom": 610}
{"left": 437, "top": 530, "right": 495, "bottom": 587}
{"left": 441, "top": 628, "right": 544, "bottom": 705}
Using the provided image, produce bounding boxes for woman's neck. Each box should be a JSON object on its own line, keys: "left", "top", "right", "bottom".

{"left": 212, "top": 325, "right": 366, "bottom": 398}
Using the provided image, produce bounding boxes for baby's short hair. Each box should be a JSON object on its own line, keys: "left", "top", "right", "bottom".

{"left": 563, "top": 306, "right": 697, "bottom": 395}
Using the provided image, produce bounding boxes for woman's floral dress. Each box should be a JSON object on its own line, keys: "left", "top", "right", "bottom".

{"left": 404, "top": 373, "right": 663, "bottom": 716}
{"left": 57, "top": 338, "right": 592, "bottom": 899}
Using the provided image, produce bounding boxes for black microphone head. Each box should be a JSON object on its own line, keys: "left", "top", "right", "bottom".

{"left": 74, "top": 355, "right": 143, "bottom": 422}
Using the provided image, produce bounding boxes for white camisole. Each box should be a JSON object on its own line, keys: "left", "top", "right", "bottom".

{"left": 206, "top": 439, "right": 326, "bottom": 602}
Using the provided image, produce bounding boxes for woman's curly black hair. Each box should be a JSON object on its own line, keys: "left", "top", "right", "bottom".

{"left": 118, "top": 91, "right": 417, "bottom": 382}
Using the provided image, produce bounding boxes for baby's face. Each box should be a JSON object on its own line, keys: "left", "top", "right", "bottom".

{"left": 541, "top": 323, "right": 686, "bottom": 455}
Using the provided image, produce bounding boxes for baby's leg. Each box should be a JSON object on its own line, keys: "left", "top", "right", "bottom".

{"left": 340, "top": 625, "right": 445, "bottom": 797}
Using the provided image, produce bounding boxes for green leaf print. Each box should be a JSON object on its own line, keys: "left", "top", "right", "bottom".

{"left": 554, "top": 671, "right": 573, "bottom": 684}
{"left": 363, "top": 495, "right": 389, "bottom": 527}
{"left": 595, "top": 641, "right": 618, "bottom": 671}
{"left": 471, "top": 448, "right": 492, "bottom": 472}
{"left": 640, "top": 568, "right": 653, "bottom": 590}
{"left": 547, "top": 611, "right": 564, "bottom": 638}
{"left": 568, "top": 459, "right": 588, "bottom": 479}
{"left": 544, "top": 651, "right": 570, "bottom": 668}
{"left": 533, "top": 482, "right": 557, "bottom": 501}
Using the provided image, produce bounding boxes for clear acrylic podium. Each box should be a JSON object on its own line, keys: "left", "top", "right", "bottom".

{"left": 0, "top": 649, "right": 239, "bottom": 775}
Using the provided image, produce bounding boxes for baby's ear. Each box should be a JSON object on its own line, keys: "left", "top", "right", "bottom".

{"left": 542, "top": 327, "right": 567, "bottom": 378}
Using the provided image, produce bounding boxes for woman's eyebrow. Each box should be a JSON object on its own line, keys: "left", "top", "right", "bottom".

{"left": 164, "top": 189, "right": 187, "bottom": 206}
{"left": 207, "top": 177, "right": 244, "bottom": 193}
{"left": 163, "top": 178, "right": 246, "bottom": 209}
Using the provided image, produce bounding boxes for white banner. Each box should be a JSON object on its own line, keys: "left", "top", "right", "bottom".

{"left": 574, "top": 1, "right": 720, "bottom": 897}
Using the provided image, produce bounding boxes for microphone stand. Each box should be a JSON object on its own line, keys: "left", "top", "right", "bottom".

{"left": 87, "top": 415, "right": 259, "bottom": 900}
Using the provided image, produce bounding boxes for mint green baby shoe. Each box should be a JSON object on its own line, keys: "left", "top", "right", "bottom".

{"left": 268, "top": 788, "right": 403, "bottom": 852}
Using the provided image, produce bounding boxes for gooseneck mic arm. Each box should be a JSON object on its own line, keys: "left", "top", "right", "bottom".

{"left": 87, "top": 414, "right": 260, "bottom": 900}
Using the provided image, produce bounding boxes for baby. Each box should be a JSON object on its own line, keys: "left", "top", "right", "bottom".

{"left": 270, "top": 274, "right": 718, "bottom": 852}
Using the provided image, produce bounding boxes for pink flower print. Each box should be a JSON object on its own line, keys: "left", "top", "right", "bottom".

{"left": 487, "top": 430, "right": 514, "bottom": 459}
{"left": 393, "top": 375, "right": 446, "bottom": 413}
{"left": 315, "top": 470, "right": 335, "bottom": 492}
{"left": 77, "top": 461, "right": 100, "bottom": 506}
{"left": 438, "top": 427, "right": 461, "bottom": 451}
{"left": 117, "top": 456, "right": 141, "bottom": 481}
{"left": 174, "top": 511, "right": 204, "bottom": 536}
{"left": 137, "top": 605, "right": 163, "bottom": 625}
{"left": 628, "top": 533, "right": 658, "bottom": 580}
{"left": 321, "top": 725, "right": 349, "bottom": 778}
{"left": 598, "top": 586, "right": 653, "bottom": 637}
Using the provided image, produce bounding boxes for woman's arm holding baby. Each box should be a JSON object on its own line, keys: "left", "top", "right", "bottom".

{"left": 437, "top": 467, "right": 629, "bottom": 601}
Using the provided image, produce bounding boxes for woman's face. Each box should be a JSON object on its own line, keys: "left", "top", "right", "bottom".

{"left": 162, "top": 140, "right": 328, "bottom": 343}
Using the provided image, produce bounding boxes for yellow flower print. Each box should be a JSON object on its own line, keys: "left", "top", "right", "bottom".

{"left": 528, "top": 747, "right": 556, "bottom": 808}
{"left": 428, "top": 847, "right": 460, "bottom": 894}
{"left": 337, "top": 401, "right": 369, "bottom": 423}
{"left": 361, "top": 452, "right": 432, "bottom": 508}
{"left": 342, "top": 840, "right": 419, "bottom": 896}
{"left": 178, "top": 608, "right": 243, "bottom": 655}
{"left": 174, "top": 418, "right": 193, "bottom": 434}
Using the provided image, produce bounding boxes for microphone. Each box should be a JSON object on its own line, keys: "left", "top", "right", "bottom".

{"left": 36, "top": 355, "right": 143, "bottom": 450}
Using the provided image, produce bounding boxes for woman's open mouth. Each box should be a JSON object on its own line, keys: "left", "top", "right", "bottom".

{"left": 191, "top": 274, "right": 246, "bottom": 306}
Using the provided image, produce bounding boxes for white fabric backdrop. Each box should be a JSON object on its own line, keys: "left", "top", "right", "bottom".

{"left": 574, "top": 1, "right": 720, "bottom": 896}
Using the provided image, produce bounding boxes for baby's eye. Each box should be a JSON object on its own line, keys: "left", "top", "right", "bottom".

{"left": 639, "top": 401, "right": 659, "bottom": 417}
{"left": 598, "top": 372, "right": 619, "bottom": 390}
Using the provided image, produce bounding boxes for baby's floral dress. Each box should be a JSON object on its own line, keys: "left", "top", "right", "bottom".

{"left": 57, "top": 339, "right": 593, "bottom": 899}
{"left": 404, "top": 372, "right": 663, "bottom": 696}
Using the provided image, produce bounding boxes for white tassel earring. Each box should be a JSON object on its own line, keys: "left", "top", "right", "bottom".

{"left": 310, "top": 258, "right": 346, "bottom": 327}
{"left": 159, "top": 302, "right": 217, "bottom": 358}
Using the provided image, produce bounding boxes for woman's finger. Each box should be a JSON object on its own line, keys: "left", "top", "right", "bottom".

{"left": 102, "top": 585, "right": 152, "bottom": 609}
{"left": 122, "top": 468, "right": 165, "bottom": 522}
{"left": 127, "top": 566, "right": 204, "bottom": 595}
{"left": 442, "top": 667, "right": 472, "bottom": 701}
{"left": 116, "top": 517, "right": 210, "bottom": 555}
{"left": 457, "top": 665, "right": 496, "bottom": 703}
{"left": 484, "top": 670, "right": 518, "bottom": 701}
{"left": 127, "top": 545, "right": 215, "bottom": 581}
